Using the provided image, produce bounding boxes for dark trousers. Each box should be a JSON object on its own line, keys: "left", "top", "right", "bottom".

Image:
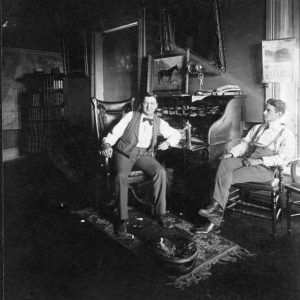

{"left": 114, "top": 147, "right": 166, "bottom": 220}
{"left": 210, "top": 147, "right": 275, "bottom": 226}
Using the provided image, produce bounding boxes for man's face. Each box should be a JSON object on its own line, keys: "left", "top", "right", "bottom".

{"left": 142, "top": 96, "right": 158, "bottom": 117}
{"left": 263, "top": 103, "right": 282, "bottom": 123}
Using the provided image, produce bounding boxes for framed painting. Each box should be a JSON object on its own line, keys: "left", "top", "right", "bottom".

{"left": 147, "top": 54, "right": 186, "bottom": 95}
{"left": 262, "top": 38, "right": 296, "bottom": 83}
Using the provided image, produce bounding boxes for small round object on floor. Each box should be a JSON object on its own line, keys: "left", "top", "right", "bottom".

{"left": 153, "top": 236, "right": 198, "bottom": 275}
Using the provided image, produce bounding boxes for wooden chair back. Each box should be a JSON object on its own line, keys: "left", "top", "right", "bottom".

{"left": 290, "top": 158, "right": 300, "bottom": 184}
{"left": 285, "top": 158, "right": 300, "bottom": 233}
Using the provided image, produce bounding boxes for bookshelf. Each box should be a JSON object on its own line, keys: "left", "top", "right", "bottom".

{"left": 20, "top": 73, "right": 64, "bottom": 153}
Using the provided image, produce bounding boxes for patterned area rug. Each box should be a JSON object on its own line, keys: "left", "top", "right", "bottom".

{"left": 71, "top": 207, "right": 253, "bottom": 289}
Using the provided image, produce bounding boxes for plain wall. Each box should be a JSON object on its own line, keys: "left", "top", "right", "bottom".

{"left": 64, "top": 78, "right": 90, "bottom": 127}
{"left": 189, "top": 0, "right": 266, "bottom": 123}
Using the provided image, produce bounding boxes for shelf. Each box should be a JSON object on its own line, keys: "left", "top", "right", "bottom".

{"left": 26, "top": 88, "right": 64, "bottom": 92}
{"left": 26, "top": 104, "right": 64, "bottom": 110}
{"left": 26, "top": 120, "right": 63, "bottom": 123}
{"left": 19, "top": 73, "right": 65, "bottom": 154}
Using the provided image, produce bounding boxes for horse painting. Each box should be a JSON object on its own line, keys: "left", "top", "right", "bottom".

{"left": 157, "top": 65, "right": 179, "bottom": 85}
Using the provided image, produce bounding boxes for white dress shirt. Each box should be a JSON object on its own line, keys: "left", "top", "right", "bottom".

{"left": 103, "top": 111, "right": 181, "bottom": 148}
{"left": 230, "top": 119, "right": 295, "bottom": 167}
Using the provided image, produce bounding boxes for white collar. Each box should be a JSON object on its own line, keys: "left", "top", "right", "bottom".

{"left": 141, "top": 113, "right": 154, "bottom": 119}
{"left": 268, "top": 118, "right": 284, "bottom": 129}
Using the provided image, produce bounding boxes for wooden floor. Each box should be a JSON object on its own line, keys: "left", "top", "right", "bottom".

{"left": 3, "top": 155, "right": 300, "bottom": 299}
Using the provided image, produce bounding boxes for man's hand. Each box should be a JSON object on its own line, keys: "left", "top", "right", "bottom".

{"left": 157, "top": 141, "right": 170, "bottom": 151}
{"left": 242, "top": 158, "right": 263, "bottom": 167}
{"left": 101, "top": 143, "right": 113, "bottom": 158}
{"left": 220, "top": 153, "right": 233, "bottom": 160}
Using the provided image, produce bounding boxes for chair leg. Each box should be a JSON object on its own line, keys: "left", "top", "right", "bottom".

{"left": 128, "top": 185, "right": 154, "bottom": 215}
{"left": 271, "top": 191, "right": 277, "bottom": 239}
{"left": 286, "top": 190, "right": 292, "bottom": 234}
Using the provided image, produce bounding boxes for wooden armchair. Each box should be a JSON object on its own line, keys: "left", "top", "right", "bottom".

{"left": 90, "top": 97, "right": 154, "bottom": 210}
{"left": 227, "top": 166, "right": 284, "bottom": 238}
{"left": 285, "top": 158, "right": 300, "bottom": 234}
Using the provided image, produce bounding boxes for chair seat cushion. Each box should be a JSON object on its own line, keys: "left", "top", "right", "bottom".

{"left": 234, "top": 178, "right": 280, "bottom": 192}
{"left": 285, "top": 182, "right": 300, "bottom": 193}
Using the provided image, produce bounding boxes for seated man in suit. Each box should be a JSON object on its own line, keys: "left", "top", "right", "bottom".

{"left": 101, "top": 92, "right": 181, "bottom": 238}
{"left": 195, "top": 98, "right": 295, "bottom": 235}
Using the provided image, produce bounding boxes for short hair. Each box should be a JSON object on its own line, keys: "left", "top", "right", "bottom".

{"left": 267, "top": 98, "right": 286, "bottom": 114}
{"left": 143, "top": 92, "right": 157, "bottom": 100}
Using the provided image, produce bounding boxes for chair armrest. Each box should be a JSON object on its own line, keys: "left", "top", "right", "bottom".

{"left": 288, "top": 158, "right": 300, "bottom": 184}
{"left": 104, "top": 157, "right": 111, "bottom": 174}
{"left": 274, "top": 165, "right": 284, "bottom": 192}
{"left": 98, "top": 148, "right": 111, "bottom": 172}
{"left": 287, "top": 157, "right": 300, "bottom": 166}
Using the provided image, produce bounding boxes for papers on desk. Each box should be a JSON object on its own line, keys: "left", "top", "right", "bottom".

{"left": 191, "top": 136, "right": 205, "bottom": 144}
{"left": 191, "top": 94, "right": 211, "bottom": 102}
{"left": 174, "top": 136, "right": 207, "bottom": 151}
{"left": 189, "top": 144, "right": 207, "bottom": 152}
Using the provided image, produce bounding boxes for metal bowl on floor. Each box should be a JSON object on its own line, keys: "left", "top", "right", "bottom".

{"left": 153, "top": 236, "right": 198, "bottom": 274}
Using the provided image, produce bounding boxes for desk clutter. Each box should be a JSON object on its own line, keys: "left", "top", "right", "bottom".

{"left": 156, "top": 103, "right": 223, "bottom": 118}
{"left": 155, "top": 94, "right": 244, "bottom": 165}
{"left": 156, "top": 100, "right": 227, "bottom": 144}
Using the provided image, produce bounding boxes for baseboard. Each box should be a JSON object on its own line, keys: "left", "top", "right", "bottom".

{"left": 2, "top": 147, "right": 20, "bottom": 161}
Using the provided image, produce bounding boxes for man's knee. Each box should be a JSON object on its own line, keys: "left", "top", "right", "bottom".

{"left": 218, "top": 158, "right": 236, "bottom": 171}
{"left": 153, "top": 167, "right": 166, "bottom": 180}
{"left": 157, "top": 166, "right": 166, "bottom": 176}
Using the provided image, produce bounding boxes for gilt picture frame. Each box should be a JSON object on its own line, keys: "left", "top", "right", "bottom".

{"left": 147, "top": 54, "right": 186, "bottom": 95}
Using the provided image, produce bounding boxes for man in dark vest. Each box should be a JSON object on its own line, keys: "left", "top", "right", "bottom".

{"left": 101, "top": 92, "right": 181, "bottom": 238}
{"left": 195, "top": 98, "right": 295, "bottom": 235}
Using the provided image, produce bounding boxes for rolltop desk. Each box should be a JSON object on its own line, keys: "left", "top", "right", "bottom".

{"left": 155, "top": 94, "right": 245, "bottom": 170}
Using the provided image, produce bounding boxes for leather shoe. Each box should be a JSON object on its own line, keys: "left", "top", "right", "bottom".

{"left": 193, "top": 222, "right": 220, "bottom": 235}
{"left": 104, "top": 198, "right": 116, "bottom": 207}
{"left": 157, "top": 214, "right": 174, "bottom": 229}
{"left": 198, "top": 201, "right": 224, "bottom": 218}
{"left": 117, "top": 220, "right": 134, "bottom": 239}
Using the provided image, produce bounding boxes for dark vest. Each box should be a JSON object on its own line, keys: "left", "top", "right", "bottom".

{"left": 115, "top": 111, "right": 161, "bottom": 157}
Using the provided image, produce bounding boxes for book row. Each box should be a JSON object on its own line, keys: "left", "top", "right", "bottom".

{"left": 27, "top": 107, "right": 64, "bottom": 121}
{"left": 29, "top": 92, "right": 64, "bottom": 107}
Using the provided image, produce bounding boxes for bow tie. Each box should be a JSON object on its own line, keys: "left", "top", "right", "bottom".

{"left": 142, "top": 117, "right": 153, "bottom": 125}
